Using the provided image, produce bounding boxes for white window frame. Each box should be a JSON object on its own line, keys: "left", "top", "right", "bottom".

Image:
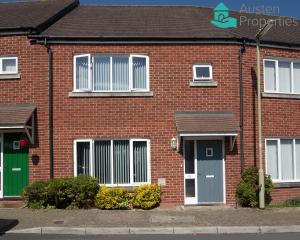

{"left": 73, "top": 54, "right": 149, "bottom": 92}
{"left": 193, "top": 64, "right": 213, "bottom": 81}
{"left": 74, "top": 138, "right": 151, "bottom": 187}
{"left": 265, "top": 138, "right": 300, "bottom": 183}
{"left": 0, "top": 57, "right": 18, "bottom": 74}
{"left": 264, "top": 58, "right": 300, "bottom": 94}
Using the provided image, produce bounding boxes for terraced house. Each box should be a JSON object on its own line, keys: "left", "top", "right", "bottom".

{"left": 1, "top": 0, "right": 300, "bottom": 206}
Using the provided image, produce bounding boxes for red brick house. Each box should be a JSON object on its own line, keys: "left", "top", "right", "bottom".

{"left": 1, "top": 1, "right": 300, "bottom": 206}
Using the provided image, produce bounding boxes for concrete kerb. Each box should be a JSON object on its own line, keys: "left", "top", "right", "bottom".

{"left": 5, "top": 225, "right": 300, "bottom": 235}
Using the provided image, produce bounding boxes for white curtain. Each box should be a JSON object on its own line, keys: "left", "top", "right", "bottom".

{"left": 93, "top": 56, "right": 110, "bottom": 91}
{"left": 112, "top": 57, "right": 129, "bottom": 91}
{"left": 278, "top": 61, "right": 291, "bottom": 93}
{"left": 2, "top": 59, "right": 16, "bottom": 72}
{"left": 94, "top": 141, "right": 111, "bottom": 184}
{"left": 113, "top": 140, "right": 130, "bottom": 184}
{"left": 264, "top": 61, "right": 276, "bottom": 91}
{"left": 76, "top": 56, "right": 89, "bottom": 90}
{"left": 133, "top": 141, "right": 147, "bottom": 183}
{"left": 293, "top": 63, "right": 300, "bottom": 93}
{"left": 266, "top": 140, "right": 278, "bottom": 179}
{"left": 281, "top": 139, "right": 294, "bottom": 180}
{"left": 132, "top": 57, "right": 147, "bottom": 89}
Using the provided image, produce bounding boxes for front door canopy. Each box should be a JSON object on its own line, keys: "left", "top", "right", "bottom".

{"left": 175, "top": 112, "right": 239, "bottom": 151}
{"left": 0, "top": 104, "right": 36, "bottom": 144}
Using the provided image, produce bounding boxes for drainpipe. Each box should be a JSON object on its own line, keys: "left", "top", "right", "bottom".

{"left": 239, "top": 41, "right": 246, "bottom": 174}
{"left": 44, "top": 38, "right": 54, "bottom": 179}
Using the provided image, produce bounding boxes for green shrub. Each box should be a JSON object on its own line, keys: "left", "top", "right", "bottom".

{"left": 132, "top": 184, "right": 161, "bottom": 210}
{"left": 95, "top": 186, "right": 132, "bottom": 210}
{"left": 236, "top": 167, "right": 274, "bottom": 208}
{"left": 23, "top": 175, "right": 99, "bottom": 209}
{"left": 23, "top": 181, "right": 49, "bottom": 209}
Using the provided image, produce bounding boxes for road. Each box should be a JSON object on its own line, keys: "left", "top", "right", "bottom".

{"left": 1, "top": 233, "right": 300, "bottom": 240}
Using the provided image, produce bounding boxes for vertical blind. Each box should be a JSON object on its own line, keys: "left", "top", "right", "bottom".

{"left": 133, "top": 57, "right": 147, "bottom": 89}
{"left": 278, "top": 62, "right": 291, "bottom": 93}
{"left": 77, "top": 140, "right": 148, "bottom": 185}
{"left": 76, "top": 56, "right": 89, "bottom": 90}
{"left": 293, "top": 63, "right": 300, "bottom": 93}
{"left": 133, "top": 141, "right": 147, "bottom": 182}
{"left": 93, "top": 56, "right": 110, "bottom": 91}
{"left": 264, "top": 61, "right": 276, "bottom": 91}
{"left": 266, "top": 140, "right": 278, "bottom": 179}
{"left": 94, "top": 141, "right": 111, "bottom": 184}
{"left": 113, "top": 140, "right": 130, "bottom": 184}
{"left": 76, "top": 142, "right": 90, "bottom": 175}
{"left": 75, "top": 55, "right": 147, "bottom": 91}
{"left": 112, "top": 57, "right": 129, "bottom": 91}
{"left": 280, "top": 139, "right": 294, "bottom": 180}
{"left": 267, "top": 139, "right": 300, "bottom": 181}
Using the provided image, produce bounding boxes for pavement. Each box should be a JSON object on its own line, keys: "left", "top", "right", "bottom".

{"left": 1, "top": 205, "right": 300, "bottom": 235}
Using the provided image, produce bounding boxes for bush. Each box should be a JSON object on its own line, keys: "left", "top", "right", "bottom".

{"left": 132, "top": 184, "right": 161, "bottom": 210}
{"left": 23, "top": 181, "right": 49, "bottom": 209}
{"left": 236, "top": 167, "right": 274, "bottom": 208}
{"left": 23, "top": 175, "right": 99, "bottom": 209}
{"left": 95, "top": 186, "right": 132, "bottom": 210}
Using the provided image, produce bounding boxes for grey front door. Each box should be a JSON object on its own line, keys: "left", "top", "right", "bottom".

{"left": 197, "top": 140, "right": 224, "bottom": 203}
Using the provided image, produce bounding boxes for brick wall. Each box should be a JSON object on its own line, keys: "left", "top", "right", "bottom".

{"left": 0, "top": 36, "right": 49, "bottom": 182}
{"left": 1, "top": 36, "right": 300, "bottom": 205}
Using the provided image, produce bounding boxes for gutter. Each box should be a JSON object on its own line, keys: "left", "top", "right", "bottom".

{"left": 31, "top": 36, "right": 300, "bottom": 50}
{"left": 239, "top": 41, "right": 246, "bottom": 173}
{"left": 44, "top": 38, "right": 54, "bottom": 179}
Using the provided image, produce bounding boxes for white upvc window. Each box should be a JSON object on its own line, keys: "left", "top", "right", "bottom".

{"left": 266, "top": 138, "right": 300, "bottom": 182}
{"left": 74, "top": 54, "right": 149, "bottom": 92}
{"left": 193, "top": 64, "right": 212, "bottom": 81}
{"left": 0, "top": 57, "right": 18, "bottom": 74}
{"left": 264, "top": 58, "right": 300, "bottom": 94}
{"left": 74, "top": 139, "right": 151, "bottom": 186}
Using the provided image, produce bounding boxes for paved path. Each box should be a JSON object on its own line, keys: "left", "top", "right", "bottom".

{"left": 1, "top": 207, "right": 300, "bottom": 235}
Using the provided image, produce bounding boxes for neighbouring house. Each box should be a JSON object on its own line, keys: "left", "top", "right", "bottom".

{"left": 1, "top": 0, "right": 300, "bottom": 206}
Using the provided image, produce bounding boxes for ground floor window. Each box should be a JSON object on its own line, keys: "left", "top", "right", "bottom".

{"left": 74, "top": 139, "right": 150, "bottom": 186}
{"left": 266, "top": 138, "right": 300, "bottom": 182}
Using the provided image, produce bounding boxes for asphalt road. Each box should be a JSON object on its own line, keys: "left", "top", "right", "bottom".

{"left": 1, "top": 234, "right": 300, "bottom": 240}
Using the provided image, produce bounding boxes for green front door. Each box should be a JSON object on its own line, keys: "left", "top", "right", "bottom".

{"left": 3, "top": 133, "right": 29, "bottom": 197}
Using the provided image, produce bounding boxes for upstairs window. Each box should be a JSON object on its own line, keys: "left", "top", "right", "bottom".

{"left": 264, "top": 59, "right": 300, "bottom": 94}
{"left": 193, "top": 64, "right": 212, "bottom": 81}
{"left": 74, "top": 54, "right": 149, "bottom": 92}
{"left": 0, "top": 57, "right": 18, "bottom": 74}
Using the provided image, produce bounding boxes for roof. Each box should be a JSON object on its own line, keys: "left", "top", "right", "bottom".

{"left": 35, "top": 5, "right": 300, "bottom": 47}
{"left": 175, "top": 112, "right": 239, "bottom": 135}
{"left": 0, "top": 104, "right": 36, "bottom": 128}
{"left": 0, "top": 0, "right": 79, "bottom": 34}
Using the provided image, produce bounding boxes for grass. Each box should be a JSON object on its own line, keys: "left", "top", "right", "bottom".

{"left": 268, "top": 199, "right": 300, "bottom": 208}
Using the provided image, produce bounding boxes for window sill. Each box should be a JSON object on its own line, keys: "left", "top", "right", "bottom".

{"left": 0, "top": 73, "right": 20, "bottom": 80}
{"left": 274, "top": 182, "right": 300, "bottom": 188}
{"left": 190, "top": 80, "right": 218, "bottom": 87}
{"left": 69, "top": 91, "right": 154, "bottom": 98}
{"left": 262, "top": 92, "right": 300, "bottom": 99}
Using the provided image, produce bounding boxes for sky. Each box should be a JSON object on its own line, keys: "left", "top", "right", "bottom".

{"left": 1, "top": 0, "right": 300, "bottom": 19}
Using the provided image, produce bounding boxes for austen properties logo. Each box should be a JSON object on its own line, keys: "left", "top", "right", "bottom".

{"left": 211, "top": 2, "right": 237, "bottom": 29}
